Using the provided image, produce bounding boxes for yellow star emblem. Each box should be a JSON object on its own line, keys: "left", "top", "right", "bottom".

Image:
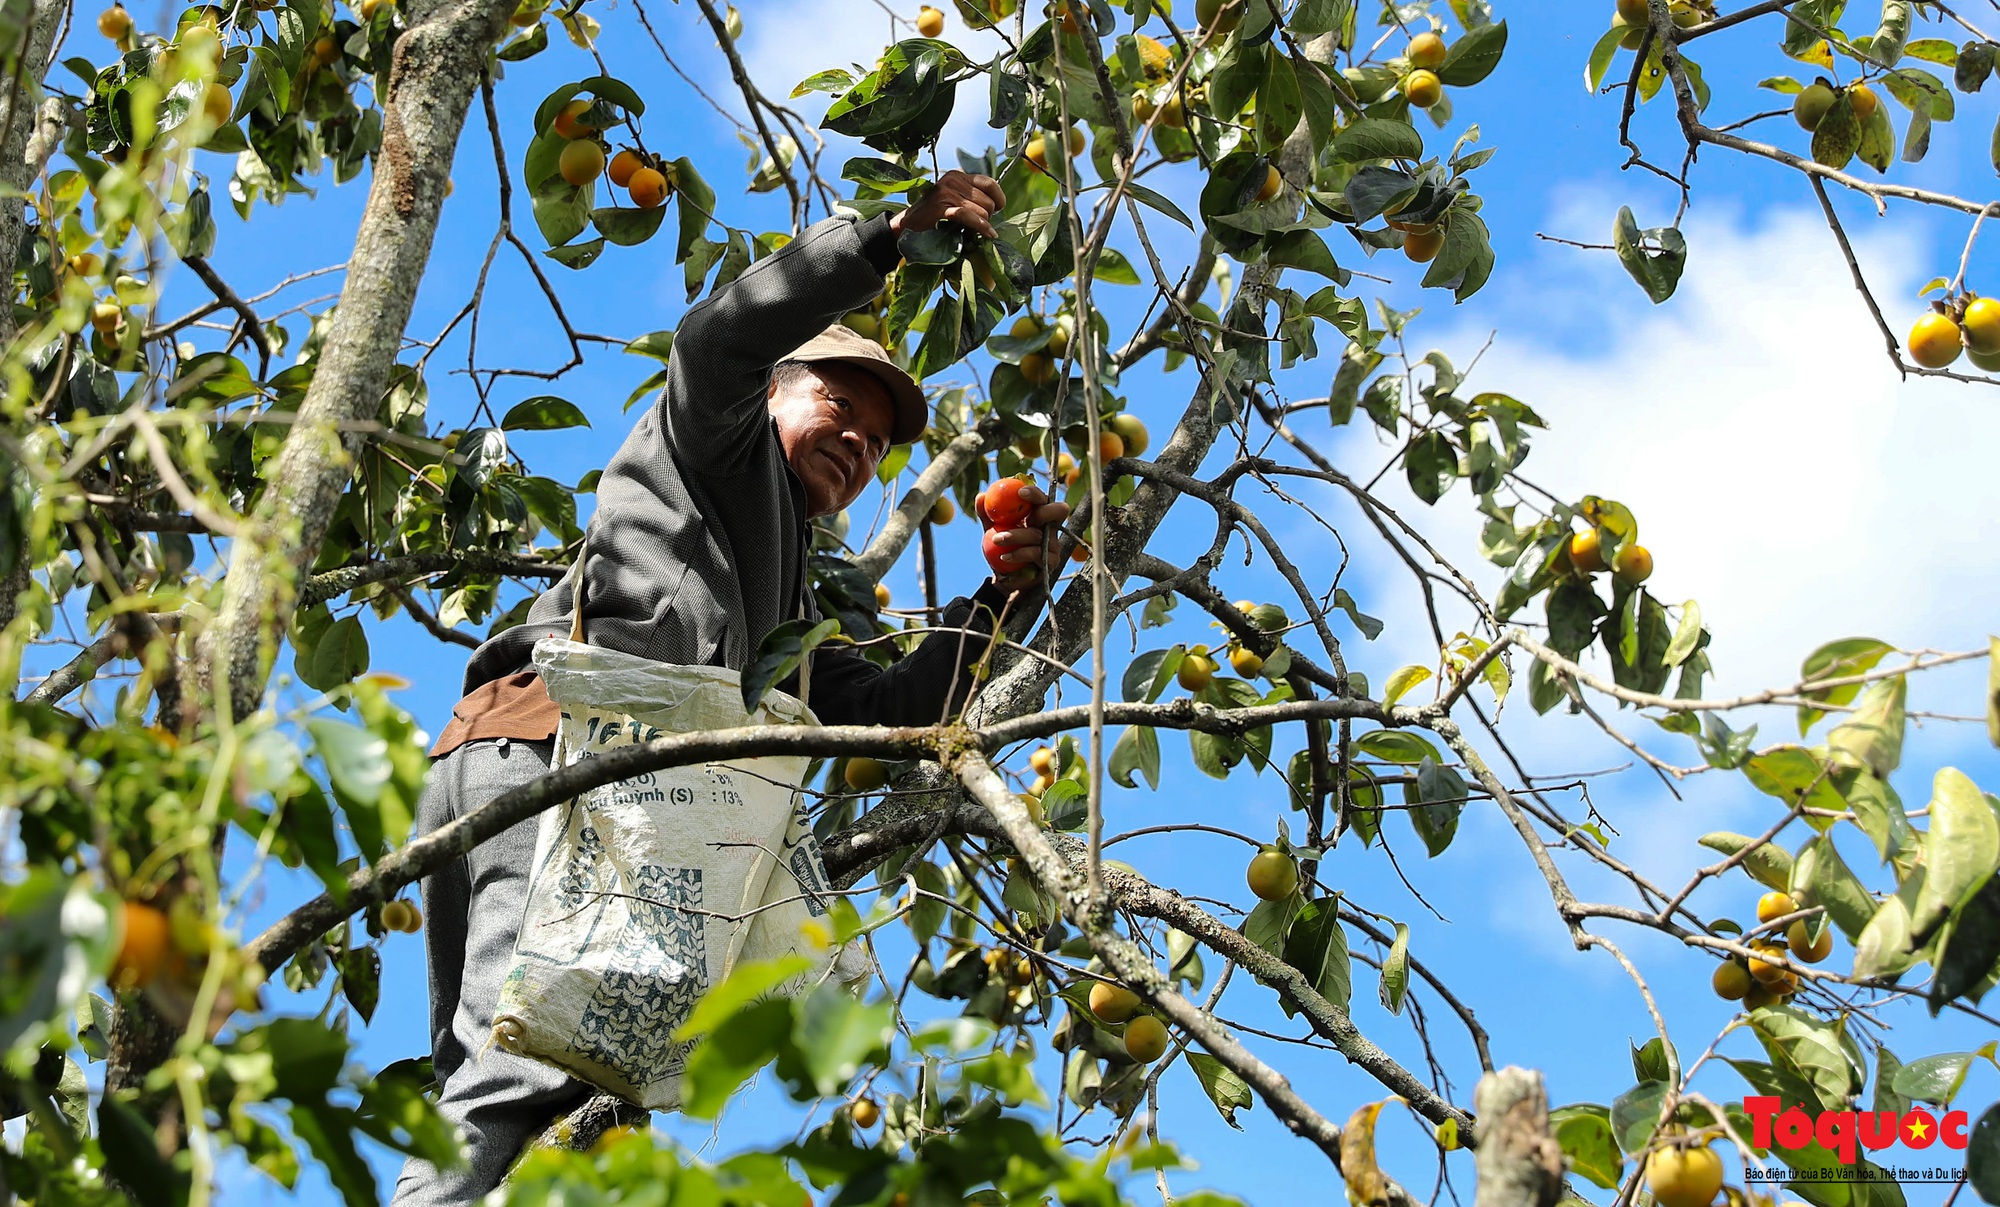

{"left": 1906, "top": 1117, "right": 1931, "bottom": 1141}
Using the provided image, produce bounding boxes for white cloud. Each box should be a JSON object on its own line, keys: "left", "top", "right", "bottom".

{"left": 1264, "top": 202, "right": 2000, "bottom": 945}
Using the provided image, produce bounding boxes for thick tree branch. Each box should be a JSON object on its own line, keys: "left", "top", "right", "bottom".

{"left": 945, "top": 749, "right": 1351, "bottom": 1166}
{"left": 300, "top": 548, "right": 568, "bottom": 607}
{"left": 244, "top": 694, "right": 1417, "bottom": 972}
{"left": 22, "top": 630, "right": 130, "bottom": 706}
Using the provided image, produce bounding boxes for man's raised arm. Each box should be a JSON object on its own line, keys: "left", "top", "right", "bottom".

{"left": 661, "top": 214, "right": 900, "bottom": 471}
{"left": 661, "top": 172, "right": 1008, "bottom": 472}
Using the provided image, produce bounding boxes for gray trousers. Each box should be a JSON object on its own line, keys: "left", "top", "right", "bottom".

{"left": 391, "top": 738, "right": 593, "bottom": 1205}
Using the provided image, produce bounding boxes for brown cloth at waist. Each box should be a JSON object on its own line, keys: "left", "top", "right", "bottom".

{"left": 428, "top": 670, "right": 560, "bottom": 758}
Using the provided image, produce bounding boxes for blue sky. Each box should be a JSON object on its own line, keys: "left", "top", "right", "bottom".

{"left": 63, "top": 0, "right": 2000, "bottom": 1200}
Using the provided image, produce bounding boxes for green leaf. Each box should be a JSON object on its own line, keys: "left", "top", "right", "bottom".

{"left": 1856, "top": 96, "right": 1896, "bottom": 172}
{"left": 1124, "top": 182, "right": 1195, "bottom": 230}
{"left": 681, "top": 997, "right": 793, "bottom": 1119}
{"left": 1584, "top": 25, "right": 1629, "bottom": 95}
{"left": 789, "top": 987, "right": 894, "bottom": 1097}
{"left": 1123, "top": 647, "right": 1183, "bottom": 703}
{"left": 1904, "top": 38, "right": 1958, "bottom": 65}
{"left": 1631, "top": 1037, "right": 1676, "bottom": 1083}
{"left": 544, "top": 238, "right": 604, "bottom": 269}
{"left": 1811, "top": 88, "right": 1863, "bottom": 170}
{"left": 672, "top": 155, "right": 716, "bottom": 264}
{"left": 1405, "top": 429, "right": 1456, "bottom": 504}
{"left": 100, "top": 1096, "right": 194, "bottom": 1207}
{"left": 1751, "top": 1004, "right": 1862, "bottom": 1110}
{"left": 1042, "top": 779, "right": 1088, "bottom": 831}
{"left": 842, "top": 156, "right": 928, "bottom": 192}
{"left": 1094, "top": 247, "right": 1142, "bottom": 286}
{"left": 677, "top": 954, "right": 815, "bottom": 1040}
{"left": 1988, "top": 636, "right": 2000, "bottom": 748}
{"left": 1613, "top": 206, "right": 1686, "bottom": 304}
{"left": 624, "top": 329, "right": 674, "bottom": 361}
{"left": 1405, "top": 756, "right": 1464, "bottom": 857}
{"left": 1437, "top": 18, "right": 1506, "bottom": 86}
{"left": 1872, "top": 0, "right": 1911, "bottom": 67}
{"left": 307, "top": 719, "right": 390, "bottom": 807}
{"left": 1610, "top": 1080, "right": 1669, "bottom": 1154}
{"left": 1280, "top": 898, "right": 1350, "bottom": 1012}
{"left": 792, "top": 67, "right": 856, "bottom": 97}
{"left": 1798, "top": 836, "right": 1876, "bottom": 941}
{"left": 1186, "top": 1053, "right": 1254, "bottom": 1128}
{"left": 1355, "top": 729, "right": 1442, "bottom": 765}
{"left": 1968, "top": 1102, "right": 2000, "bottom": 1205}
{"left": 1287, "top": 0, "right": 1351, "bottom": 39}
{"left": 1242, "top": 894, "right": 1297, "bottom": 956}
{"left": 1343, "top": 164, "right": 1420, "bottom": 224}
{"left": 1931, "top": 871, "right": 2000, "bottom": 1009}
{"left": 0, "top": 871, "right": 118, "bottom": 1061}
{"left": 1109, "top": 725, "right": 1160, "bottom": 790}
{"left": 1912, "top": 767, "right": 2000, "bottom": 939}
{"left": 1664, "top": 600, "right": 1703, "bottom": 667}
{"left": 1550, "top": 1104, "right": 1622, "bottom": 1189}
{"left": 1798, "top": 637, "right": 1894, "bottom": 734}
{"left": 1854, "top": 873, "right": 1926, "bottom": 980}
{"left": 592, "top": 204, "right": 669, "bottom": 247}
{"left": 1890, "top": 1047, "right": 1995, "bottom": 1106}
{"left": 1332, "top": 588, "right": 1383, "bottom": 640}
{"left": 497, "top": 21, "right": 547, "bottom": 59}
{"left": 1266, "top": 229, "right": 1345, "bottom": 281}
{"left": 1377, "top": 922, "right": 1410, "bottom": 1015}
{"left": 1828, "top": 676, "right": 1905, "bottom": 778}
{"left": 1420, "top": 211, "right": 1493, "bottom": 299}
{"left": 339, "top": 944, "right": 380, "bottom": 1023}
{"left": 1699, "top": 831, "right": 1795, "bottom": 891}
{"left": 1842, "top": 765, "right": 1913, "bottom": 865}
{"left": 1743, "top": 745, "right": 1846, "bottom": 823}
{"left": 1382, "top": 664, "right": 1432, "bottom": 706}
{"left": 1330, "top": 117, "right": 1422, "bottom": 164}
{"left": 1258, "top": 47, "right": 1302, "bottom": 150}
{"left": 741, "top": 617, "right": 841, "bottom": 712}
{"left": 500, "top": 396, "right": 590, "bottom": 431}
{"left": 1883, "top": 67, "right": 1954, "bottom": 118}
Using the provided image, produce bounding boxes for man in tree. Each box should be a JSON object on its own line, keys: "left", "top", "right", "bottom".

{"left": 393, "top": 170, "right": 1068, "bottom": 1204}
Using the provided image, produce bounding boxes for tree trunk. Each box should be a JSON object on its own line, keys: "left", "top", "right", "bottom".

{"left": 112, "top": 0, "right": 515, "bottom": 1106}
{"left": 0, "top": 0, "right": 70, "bottom": 641}
{"left": 197, "top": 0, "right": 516, "bottom": 720}
{"left": 1472, "top": 1067, "right": 1567, "bottom": 1207}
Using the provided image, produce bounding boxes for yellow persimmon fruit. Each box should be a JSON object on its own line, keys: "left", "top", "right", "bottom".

{"left": 1089, "top": 981, "right": 1141, "bottom": 1023}
{"left": 1246, "top": 846, "right": 1298, "bottom": 901}
{"left": 1123, "top": 1014, "right": 1169, "bottom": 1062}
{"left": 1909, "top": 311, "right": 1963, "bottom": 368}
{"left": 1404, "top": 69, "right": 1442, "bottom": 108}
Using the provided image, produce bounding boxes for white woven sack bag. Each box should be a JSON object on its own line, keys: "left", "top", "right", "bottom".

{"left": 490, "top": 554, "right": 855, "bottom": 1110}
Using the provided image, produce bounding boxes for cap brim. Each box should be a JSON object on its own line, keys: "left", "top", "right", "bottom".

{"left": 814, "top": 355, "right": 929, "bottom": 445}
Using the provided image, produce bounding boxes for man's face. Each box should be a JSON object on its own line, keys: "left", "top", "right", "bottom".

{"left": 767, "top": 362, "right": 897, "bottom": 517}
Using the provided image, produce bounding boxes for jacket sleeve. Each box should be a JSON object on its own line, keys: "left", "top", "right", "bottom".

{"left": 661, "top": 213, "right": 901, "bottom": 474}
{"left": 801, "top": 583, "right": 1021, "bottom": 727}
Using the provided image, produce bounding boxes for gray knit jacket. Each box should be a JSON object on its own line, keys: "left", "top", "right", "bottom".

{"left": 458, "top": 212, "right": 1010, "bottom": 725}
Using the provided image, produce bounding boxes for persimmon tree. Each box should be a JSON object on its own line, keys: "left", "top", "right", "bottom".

{"left": 3, "top": 0, "right": 2000, "bottom": 1203}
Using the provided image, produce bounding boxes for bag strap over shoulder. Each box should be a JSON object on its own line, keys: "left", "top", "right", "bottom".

{"left": 566, "top": 537, "right": 589, "bottom": 645}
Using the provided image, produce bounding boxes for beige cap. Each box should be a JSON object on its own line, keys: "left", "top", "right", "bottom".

{"left": 786, "top": 323, "right": 929, "bottom": 444}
